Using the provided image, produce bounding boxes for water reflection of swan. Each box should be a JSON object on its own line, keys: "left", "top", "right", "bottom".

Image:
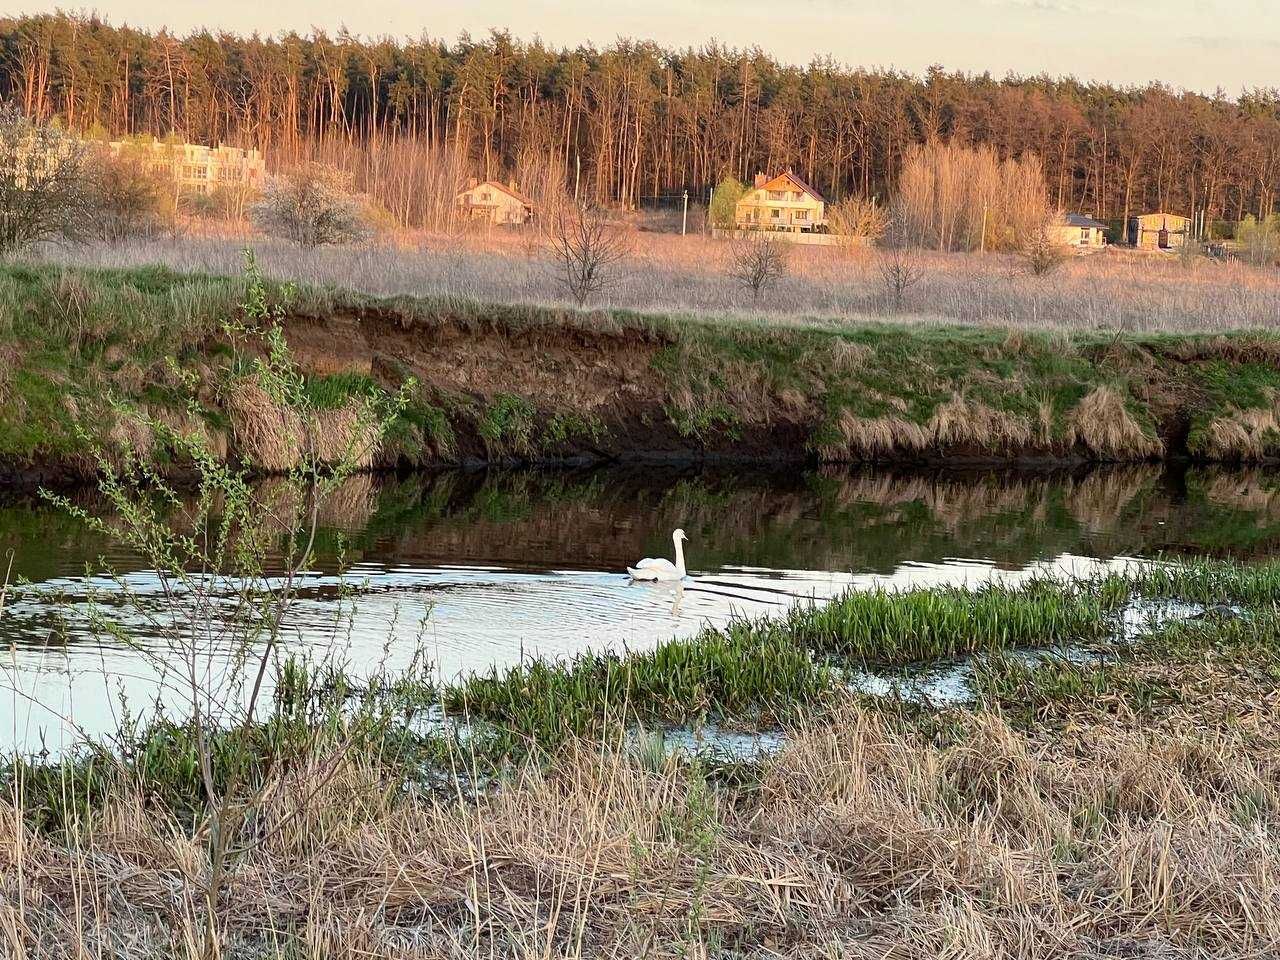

{"left": 628, "top": 529, "right": 688, "bottom": 581}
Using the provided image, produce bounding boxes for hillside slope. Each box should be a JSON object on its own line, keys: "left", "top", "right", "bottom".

{"left": 3, "top": 262, "right": 1280, "bottom": 480}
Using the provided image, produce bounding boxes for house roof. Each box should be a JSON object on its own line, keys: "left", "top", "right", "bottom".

{"left": 755, "top": 170, "right": 826, "bottom": 203}
{"left": 1063, "top": 213, "right": 1108, "bottom": 230}
{"left": 460, "top": 180, "right": 535, "bottom": 207}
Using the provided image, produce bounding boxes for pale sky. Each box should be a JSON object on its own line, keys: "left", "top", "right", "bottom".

{"left": 20, "top": 0, "right": 1279, "bottom": 95}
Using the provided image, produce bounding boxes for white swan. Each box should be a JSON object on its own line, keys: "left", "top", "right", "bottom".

{"left": 628, "top": 528, "right": 688, "bottom": 581}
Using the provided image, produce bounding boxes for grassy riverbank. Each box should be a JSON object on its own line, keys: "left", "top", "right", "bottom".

{"left": 8, "top": 260, "right": 1280, "bottom": 478}
{"left": 6, "top": 558, "right": 1280, "bottom": 957}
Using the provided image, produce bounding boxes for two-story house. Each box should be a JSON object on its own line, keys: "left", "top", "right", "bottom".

{"left": 734, "top": 171, "right": 826, "bottom": 234}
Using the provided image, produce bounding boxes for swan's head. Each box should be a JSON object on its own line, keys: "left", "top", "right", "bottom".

{"left": 673, "top": 528, "right": 688, "bottom": 542}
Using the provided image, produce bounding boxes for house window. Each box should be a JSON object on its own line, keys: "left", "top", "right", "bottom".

{"left": 770, "top": 209, "right": 781, "bottom": 219}
{"left": 481, "top": 190, "right": 491, "bottom": 201}
{"left": 794, "top": 210, "right": 809, "bottom": 221}
{"left": 769, "top": 190, "right": 784, "bottom": 201}
{"left": 791, "top": 192, "right": 800, "bottom": 201}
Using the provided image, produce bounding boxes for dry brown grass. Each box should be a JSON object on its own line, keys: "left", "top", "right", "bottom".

{"left": 824, "top": 397, "right": 1050, "bottom": 461}
{"left": 41, "top": 230, "right": 1280, "bottom": 334}
{"left": 225, "top": 380, "right": 380, "bottom": 472}
{"left": 1194, "top": 392, "right": 1280, "bottom": 461}
{"left": 6, "top": 700, "right": 1280, "bottom": 959}
{"left": 1067, "top": 386, "right": 1165, "bottom": 460}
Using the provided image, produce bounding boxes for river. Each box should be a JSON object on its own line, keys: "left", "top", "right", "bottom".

{"left": 3, "top": 463, "right": 1277, "bottom": 753}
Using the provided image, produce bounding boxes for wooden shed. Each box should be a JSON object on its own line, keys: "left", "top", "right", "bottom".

{"left": 1127, "top": 213, "right": 1191, "bottom": 250}
{"left": 456, "top": 179, "right": 535, "bottom": 225}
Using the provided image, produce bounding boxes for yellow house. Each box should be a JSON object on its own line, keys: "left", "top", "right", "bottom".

{"left": 1058, "top": 213, "right": 1108, "bottom": 249}
{"left": 735, "top": 171, "right": 826, "bottom": 234}
{"left": 456, "top": 179, "right": 535, "bottom": 225}
{"left": 1126, "top": 213, "right": 1191, "bottom": 250}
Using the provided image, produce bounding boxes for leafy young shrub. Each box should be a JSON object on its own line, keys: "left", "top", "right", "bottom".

{"left": 1237, "top": 214, "right": 1280, "bottom": 267}
{"left": 41, "top": 249, "right": 413, "bottom": 957}
{"left": 252, "top": 162, "right": 369, "bottom": 248}
{"left": 708, "top": 176, "right": 745, "bottom": 230}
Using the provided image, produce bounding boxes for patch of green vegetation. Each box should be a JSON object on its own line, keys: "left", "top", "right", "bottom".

{"left": 544, "top": 410, "right": 607, "bottom": 447}
{"left": 665, "top": 399, "right": 741, "bottom": 440}
{"left": 447, "top": 625, "right": 833, "bottom": 751}
{"left": 746, "top": 577, "right": 1127, "bottom": 667}
{"left": 302, "top": 371, "right": 382, "bottom": 410}
{"left": 477, "top": 393, "right": 537, "bottom": 457}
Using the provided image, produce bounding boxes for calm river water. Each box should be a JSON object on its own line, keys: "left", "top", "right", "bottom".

{"left": 3, "top": 463, "right": 1277, "bottom": 753}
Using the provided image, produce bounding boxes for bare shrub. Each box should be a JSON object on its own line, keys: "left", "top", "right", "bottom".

{"left": 90, "top": 152, "right": 166, "bottom": 242}
{"left": 0, "top": 103, "right": 93, "bottom": 254}
{"left": 550, "top": 202, "right": 629, "bottom": 306}
{"left": 827, "top": 197, "right": 886, "bottom": 249}
{"left": 1020, "top": 213, "right": 1070, "bottom": 277}
{"left": 253, "top": 163, "right": 369, "bottom": 248}
{"left": 877, "top": 246, "right": 925, "bottom": 311}
{"left": 727, "top": 233, "right": 787, "bottom": 302}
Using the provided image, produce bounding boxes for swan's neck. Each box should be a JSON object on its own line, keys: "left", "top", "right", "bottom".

{"left": 673, "top": 533, "right": 686, "bottom": 577}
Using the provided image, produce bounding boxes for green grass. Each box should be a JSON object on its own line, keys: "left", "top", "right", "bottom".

{"left": 446, "top": 626, "right": 833, "bottom": 751}
{"left": 739, "top": 577, "right": 1126, "bottom": 666}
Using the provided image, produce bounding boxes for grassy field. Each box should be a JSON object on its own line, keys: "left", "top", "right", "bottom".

{"left": 6, "top": 256, "right": 1280, "bottom": 478}
{"left": 6, "top": 558, "right": 1280, "bottom": 958}
{"left": 45, "top": 230, "right": 1280, "bottom": 334}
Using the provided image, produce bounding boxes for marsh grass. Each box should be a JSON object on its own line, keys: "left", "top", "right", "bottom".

{"left": 447, "top": 625, "right": 832, "bottom": 750}
{"left": 10, "top": 557, "right": 1280, "bottom": 956}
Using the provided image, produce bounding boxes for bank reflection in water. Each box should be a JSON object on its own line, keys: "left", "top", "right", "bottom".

{"left": 4, "top": 462, "right": 1280, "bottom": 750}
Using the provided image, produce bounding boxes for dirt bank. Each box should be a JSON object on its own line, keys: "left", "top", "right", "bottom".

{"left": 4, "top": 262, "right": 1280, "bottom": 479}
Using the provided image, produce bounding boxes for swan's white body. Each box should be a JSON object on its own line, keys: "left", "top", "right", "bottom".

{"left": 628, "top": 529, "right": 688, "bottom": 581}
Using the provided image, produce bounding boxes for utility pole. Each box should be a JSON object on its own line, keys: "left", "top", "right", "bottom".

{"left": 681, "top": 189, "right": 689, "bottom": 235}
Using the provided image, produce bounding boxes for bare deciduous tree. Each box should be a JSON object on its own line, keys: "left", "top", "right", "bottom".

{"left": 550, "top": 202, "right": 628, "bottom": 307}
{"left": 728, "top": 233, "right": 787, "bottom": 302}
{"left": 0, "top": 103, "right": 93, "bottom": 254}
{"left": 252, "top": 162, "right": 368, "bottom": 248}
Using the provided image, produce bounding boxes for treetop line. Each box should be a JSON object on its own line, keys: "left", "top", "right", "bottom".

{"left": 2, "top": 13, "right": 1278, "bottom": 223}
